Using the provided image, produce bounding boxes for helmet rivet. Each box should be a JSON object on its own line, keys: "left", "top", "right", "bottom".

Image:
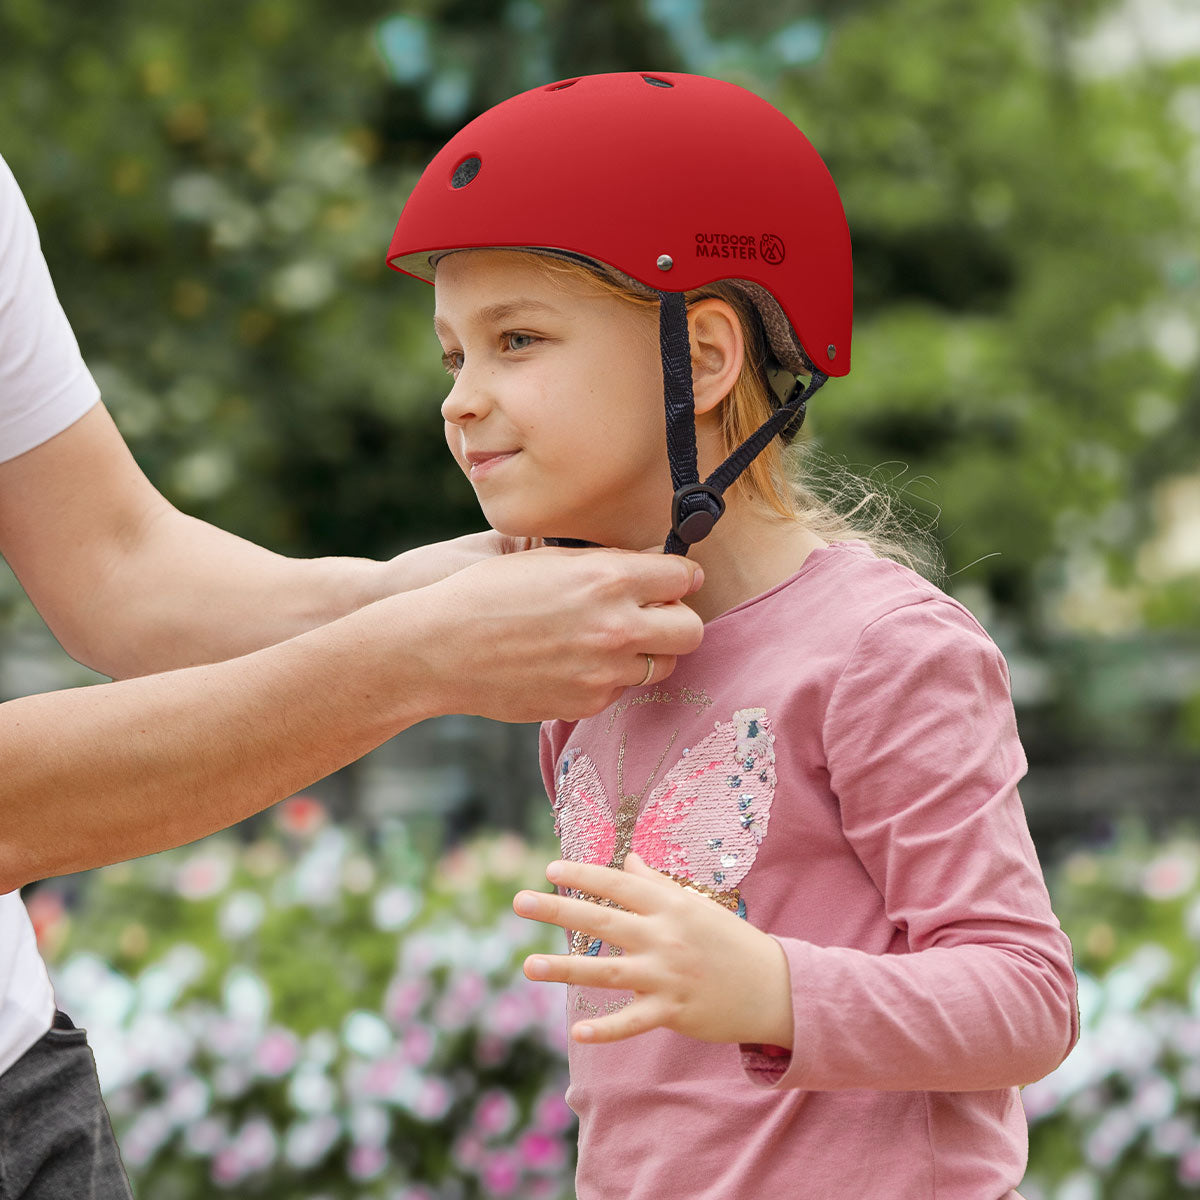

{"left": 656, "top": 254, "right": 674, "bottom": 271}
{"left": 826, "top": 344, "right": 837, "bottom": 360}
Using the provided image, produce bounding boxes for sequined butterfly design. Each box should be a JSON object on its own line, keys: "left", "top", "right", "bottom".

{"left": 552, "top": 708, "right": 776, "bottom": 955}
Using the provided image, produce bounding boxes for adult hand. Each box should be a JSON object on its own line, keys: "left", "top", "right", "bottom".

{"left": 417, "top": 547, "right": 705, "bottom": 722}
{"left": 513, "top": 854, "right": 794, "bottom": 1047}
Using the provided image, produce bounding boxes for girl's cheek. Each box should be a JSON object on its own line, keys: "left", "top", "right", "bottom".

{"left": 443, "top": 423, "right": 466, "bottom": 468}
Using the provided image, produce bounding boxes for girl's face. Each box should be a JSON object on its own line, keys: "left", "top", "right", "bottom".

{"left": 433, "top": 250, "right": 674, "bottom": 549}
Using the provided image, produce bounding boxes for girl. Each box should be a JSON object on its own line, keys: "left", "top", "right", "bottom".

{"left": 386, "top": 72, "right": 1077, "bottom": 1200}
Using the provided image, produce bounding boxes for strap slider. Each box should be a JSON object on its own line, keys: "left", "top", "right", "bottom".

{"left": 671, "top": 483, "right": 725, "bottom": 545}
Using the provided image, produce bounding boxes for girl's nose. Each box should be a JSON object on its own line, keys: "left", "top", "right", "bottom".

{"left": 440, "top": 371, "right": 492, "bottom": 425}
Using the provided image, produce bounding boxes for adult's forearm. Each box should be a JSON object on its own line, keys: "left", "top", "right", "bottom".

{"left": 0, "top": 404, "right": 502, "bottom": 679}
{"left": 0, "top": 545, "right": 705, "bottom": 890}
{"left": 71, "top": 504, "right": 392, "bottom": 677}
{"left": 0, "top": 590, "right": 437, "bottom": 892}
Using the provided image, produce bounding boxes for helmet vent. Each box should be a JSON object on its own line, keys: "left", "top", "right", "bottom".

{"left": 450, "top": 156, "right": 482, "bottom": 188}
{"left": 546, "top": 79, "right": 579, "bottom": 91}
{"left": 642, "top": 75, "right": 673, "bottom": 88}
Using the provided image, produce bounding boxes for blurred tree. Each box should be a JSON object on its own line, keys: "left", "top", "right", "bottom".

{"left": 1, "top": 0, "right": 1197, "bottom": 771}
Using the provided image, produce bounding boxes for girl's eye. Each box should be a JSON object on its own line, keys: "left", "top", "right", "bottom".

{"left": 441, "top": 350, "right": 463, "bottom": 377}
{"left": 503, "top": 331, "right": 538, "bottom": 352}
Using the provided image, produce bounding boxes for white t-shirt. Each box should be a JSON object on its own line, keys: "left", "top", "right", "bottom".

{"left": 0, "top": 151, "right": 101, "bottom": 1075}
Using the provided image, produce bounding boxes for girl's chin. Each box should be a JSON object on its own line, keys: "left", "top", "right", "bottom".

{"left": 483, "top": 506, "right": 656, "bottom": 550}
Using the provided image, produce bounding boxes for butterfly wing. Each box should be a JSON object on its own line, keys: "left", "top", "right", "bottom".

{"left": 552, "top": 747, "right": 617, "bottom": 868}
{"left": 631, "top": 708, "right": 776, "bottom": 895}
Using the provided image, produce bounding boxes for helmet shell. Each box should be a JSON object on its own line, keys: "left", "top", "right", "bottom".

{"left": 387, "top": 71, "right": 852, "bottom": 376}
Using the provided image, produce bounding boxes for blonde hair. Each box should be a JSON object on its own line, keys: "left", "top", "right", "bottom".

{"left": 526, "top": 253, "right": 941, "bottom": 578}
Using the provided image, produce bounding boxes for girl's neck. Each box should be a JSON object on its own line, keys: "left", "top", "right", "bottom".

{"left": 681, "top": 500, "right": 826, "bottom": 624}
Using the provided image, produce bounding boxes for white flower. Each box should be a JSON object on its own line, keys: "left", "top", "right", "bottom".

{"left": 348, "top": 1103, "right": 390, "bottom": 1147}
{"left": 219, "top": 891, "right": 266, "bottom": 940}
{"left": 121, "top": 1106, "right": 173, "bottom": 1167}
{"left": 1132, "top": 1072, "right": 1178, "bottom": 1124}
{"left": 1055, "top": 1168, "right": 1100, "bottom": 1200}
{"left": 289, "top": 1064, "right": 337, "bottom": 1115}
{"left": 165, "top": 1072, "right": 211, "bottom": 1124}
{"left": 232, "top": 1116, "right": 278, "bottom": 1173}
{"left": 223, "top": 966, "right": 271, "bottom": 1028}
{"left": 373, "top": 886, "right": 418, "bottom": 931}
{"left": 283, "top": 1113, "right": 342, "bottom": 1169}
{"left": 342, "top": 1010, "right": 392, "bottom": 1058}
{"left": 213, "top": 1061, "right": 254, "bottom": 1099}
{"left": 182, "top": 1116, "right": 228, "bottom": 1158}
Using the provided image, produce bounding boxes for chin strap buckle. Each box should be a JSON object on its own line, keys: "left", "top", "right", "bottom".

{"left": 671, "top": 483, "right": 726, "bottom": 546}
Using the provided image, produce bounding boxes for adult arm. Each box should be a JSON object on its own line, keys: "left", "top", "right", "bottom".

{"left": 0, "top": 402, "right": 518, "bottom": 678}
{"left": 0, "top": 545, "right": 703, "bottom": 892}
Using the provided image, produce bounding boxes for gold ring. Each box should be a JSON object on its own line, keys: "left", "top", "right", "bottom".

{"left": 638, "top": 653, "right": 654, "bottom": 687}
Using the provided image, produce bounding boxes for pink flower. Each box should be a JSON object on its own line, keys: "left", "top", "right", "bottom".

{"left": 411, "top": 1077, "right": 452, "bottom": 1122}
{"left": 518, "top": 1130, "right": 566, "bottom": 1172}
{"left": 347, "top": 1143, "right": 387, "bottom": 1181}
{"left": 385, "top": 977, "right": 429, "bottom": 1026}
{"left": 1143, "top": 851, "right": 1197, "bottom": 900}
{"left": 475, "top": 1033, "right": 508, "bottom": 1066}
{"left": 360, "top": 1054, "right": 406, "bottom": 1099}
{"left": 491, "top": 988, "right": 532, "bottom": 1037}
{"left": 481, "top": 1148, "right": 522, "bottom": 1196}
{"left": 534, "top": 1090, "right": 575, "bottom": 1133}
{"left": 474, "top": 1089, "right": 517, "bottom": 1138}
{"left": 397, "top": 1023, "right": 434, "bottom": 1068}
{"left": 453, "top": 1132, "right": 485, "bottom": 1170}
{"left": 254, "top": 1028, "right": 300, "bottom": 1077}
{"left": 24, "top": 890, "right": 67, "bottom": 954}
{"left": 176, "top": 853, "right": 232, "bottom": 900}
{"left": 210, "top": 1146, "right": 249, "bottom": 1187}
{"left": 1179, "top": 1147, "right": 1200, "bottom": 1185}
{"left": 277, "top": 794, "right": 327, "bottom": 837}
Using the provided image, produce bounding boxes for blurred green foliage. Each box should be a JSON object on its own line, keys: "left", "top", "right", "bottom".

{"left": 1, "top": 0, "right": 1198, "bottom": 767}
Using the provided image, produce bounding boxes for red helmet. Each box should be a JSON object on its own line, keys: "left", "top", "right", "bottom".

{"left": 387, "top": 70, "right": 852, "bottom": 377}
{"left": 387, "top": 72, "right": 853, "bottom": 552}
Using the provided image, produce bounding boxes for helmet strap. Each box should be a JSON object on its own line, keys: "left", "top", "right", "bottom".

{"left": 658, "top": 291, "right": 829, "bottom": 556}
{"left": 549, "top": 292, "right": 829, "bottom": 555}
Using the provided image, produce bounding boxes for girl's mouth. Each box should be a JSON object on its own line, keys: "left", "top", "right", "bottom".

{"left": 465, "top": 450, "right": 519, "bottom": 480}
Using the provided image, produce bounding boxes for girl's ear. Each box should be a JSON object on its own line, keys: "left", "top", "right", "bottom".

{"left": 687, "top": 298, "right": 745, "bottom": 418}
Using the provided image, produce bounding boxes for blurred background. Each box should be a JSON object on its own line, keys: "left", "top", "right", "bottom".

{"left": 2, "top": 0, "right": 1199, "bottom": 1196}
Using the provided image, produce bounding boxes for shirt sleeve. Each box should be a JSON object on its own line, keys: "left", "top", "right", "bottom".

{"left": 0, "top": 154, "right": 100, "bottom": 464}
{"left": 744, "top": 597, "right": 1078, "bottom": 1092}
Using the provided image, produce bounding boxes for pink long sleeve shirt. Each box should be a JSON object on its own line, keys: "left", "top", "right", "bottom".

{"left": 539, "top": 540, "right": 1077, "bottom": 1200}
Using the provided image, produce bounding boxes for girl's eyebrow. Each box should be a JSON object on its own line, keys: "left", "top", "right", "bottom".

{"left": 433, "top": 298, "right": 559, "bottom": 338}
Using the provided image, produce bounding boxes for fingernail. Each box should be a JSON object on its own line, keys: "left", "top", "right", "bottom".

{"left": 575, "top": 1023, "right": 594, "bottom": 1041}
{"left": 514, "top": 892, "right": 539, "bottom": 916}
{"left": 526, "top": 956, "right": 549, "bottom": 978}
{"left": 546, "top": 861, "right": 564, "bottom": 883}
{"left": 689, "top": 566, "right": 705, "bottom": 594}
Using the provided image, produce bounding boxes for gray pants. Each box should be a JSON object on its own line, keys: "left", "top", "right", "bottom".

{"left": 0, "top": 1012, "right": 133, "bottom": 1199}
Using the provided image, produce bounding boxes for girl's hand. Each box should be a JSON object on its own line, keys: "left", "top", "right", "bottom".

{"left": 513, "top": 854, "right": 794, "bottom": 1048}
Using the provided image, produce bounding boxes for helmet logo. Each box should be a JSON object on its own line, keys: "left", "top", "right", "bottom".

{"left": 694, "top": 232, "right": 786, "bottom": 264}
{"left": 759, "top": 233, "right": 786, "bottom": 265}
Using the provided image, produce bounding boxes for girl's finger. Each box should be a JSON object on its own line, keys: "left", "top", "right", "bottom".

{"left": 572, "top": 999, "right": 668, "bottom": 1044}
{"left": 545, "top": 857, "right": 669, "bottom": 908}
{"left": 513, "top": 889, "right": 644, "bottom": 946}
{"left": 523, "top": 951, "right": 636, "bottom": 991}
